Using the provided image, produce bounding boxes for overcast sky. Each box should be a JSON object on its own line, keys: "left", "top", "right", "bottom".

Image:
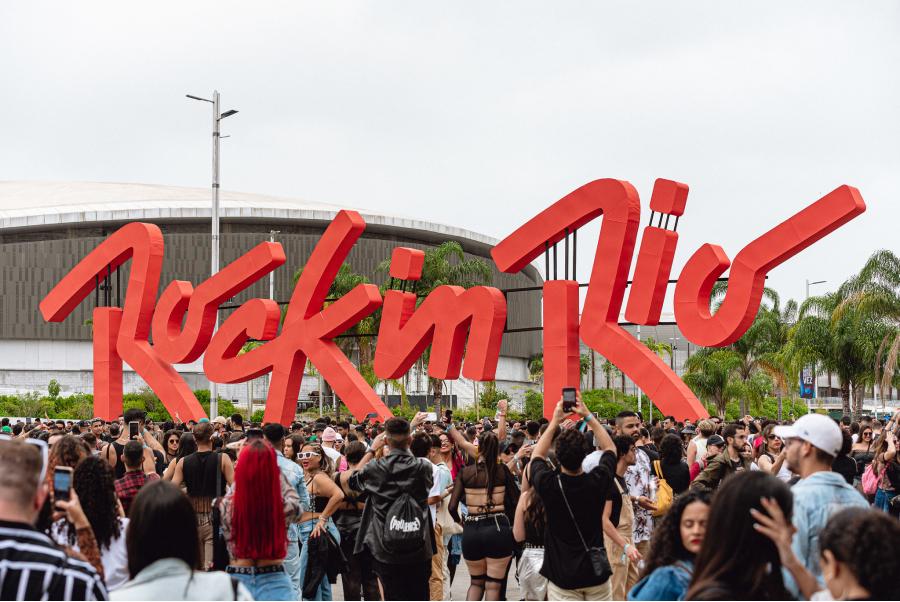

{"left": 2, "top": 1, "right": 898, "bottom": 311}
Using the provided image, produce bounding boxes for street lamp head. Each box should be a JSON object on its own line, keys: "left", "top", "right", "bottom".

{"left": 186, "top": 94, "right": 213, "bottom": 103}
{"left": 220, "top": 109, "right": 239, "bottom": 119}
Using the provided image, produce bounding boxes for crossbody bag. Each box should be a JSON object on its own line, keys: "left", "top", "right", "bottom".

{"left": 557, "top": 474, "right": 612, "bottom": 583}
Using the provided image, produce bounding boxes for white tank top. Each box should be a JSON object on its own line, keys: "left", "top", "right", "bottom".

{"left": 692, "top": 435, "right": 708, "bottom": 459}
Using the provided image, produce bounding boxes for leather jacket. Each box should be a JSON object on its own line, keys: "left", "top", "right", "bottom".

{"left": 347, "top": 448, "right": 435, "bottom": 564}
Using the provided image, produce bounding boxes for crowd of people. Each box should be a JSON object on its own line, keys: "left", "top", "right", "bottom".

{"left": 1, "top": 400, "right": 899, "bottom": 601}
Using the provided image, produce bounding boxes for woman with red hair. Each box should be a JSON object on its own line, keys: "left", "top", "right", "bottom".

{"left": 219, "top": 438, "right": 301, "bottom": 600}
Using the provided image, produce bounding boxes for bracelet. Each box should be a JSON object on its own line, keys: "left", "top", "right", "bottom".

{"left": 585, "top": 412, "right": 595, "bottom": 423}
{"left": 623, "top": 543, "right": 631, "bottom": 553}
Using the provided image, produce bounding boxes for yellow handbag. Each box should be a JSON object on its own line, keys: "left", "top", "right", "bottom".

{"left": 652, "top": 460, "right": 673, "bottom": 517}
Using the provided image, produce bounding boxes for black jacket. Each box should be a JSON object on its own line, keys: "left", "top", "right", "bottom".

{"left": 347, "top": 448, "right": 435, "bottom": 564}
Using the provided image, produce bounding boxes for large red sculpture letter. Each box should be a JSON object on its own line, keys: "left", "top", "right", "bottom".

{"left": 674, "top": 185, "right": 866, "bottom": 346}
{"left": 205, "top": 210, "right": 392, "bottom": 424}
{"left": 39, "top": 223, "right": 206, "bottom": 420}
{"left": 493, "top": 179, "right": 708, "bottom": 420}
{"left": 375, "top": 247, "right": 506, "bottom": 381}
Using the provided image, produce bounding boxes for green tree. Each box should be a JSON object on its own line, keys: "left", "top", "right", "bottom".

{"left": 377, "top": 241, "right": 492, "bottom": 416}
{"left": 48, "top": 379, "right": 61, "bottom": 400}
{"left": 682, "top": 348, "right": 743, "bottom": 418}
{"left": 523, "top": 389, "right": 543, "bottom": 420}
{"left": 790, "top": 271, "right": 888, "bottom": 418}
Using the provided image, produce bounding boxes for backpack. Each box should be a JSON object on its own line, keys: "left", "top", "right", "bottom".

{"left": 861, "top": 462, "right": 883, "bottom": 496}
{"left": 382, "top": 492, "right": 427, "bottom": 555}
{"left": 652, "top": 460, "right": 673, "bottom": 517}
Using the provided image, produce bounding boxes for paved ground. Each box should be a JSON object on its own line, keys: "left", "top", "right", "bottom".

{"left": 331, "top": 560, "right": 523, "bottom": 601}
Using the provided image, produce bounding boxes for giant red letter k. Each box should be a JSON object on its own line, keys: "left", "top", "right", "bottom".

{"left": 204, "top": 210, "right": 391, "bottom": 424}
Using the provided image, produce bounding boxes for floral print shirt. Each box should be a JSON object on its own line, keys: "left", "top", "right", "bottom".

{"left": 624, "top": 446, "right": 654, "bottom": 543}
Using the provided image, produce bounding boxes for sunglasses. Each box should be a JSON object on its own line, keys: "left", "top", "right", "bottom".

{"left": 767, "top": 435, "right": 780, "bottom": 440}
{"left": 863, "top": 432, "right": 872, "bottom": 437}
{"left": 297, "top": 451, "right": 321, "bottom": 460}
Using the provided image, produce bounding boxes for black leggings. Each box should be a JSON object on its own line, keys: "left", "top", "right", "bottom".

{"left": 462, "top": 514, "right": 514, "bottom": 560}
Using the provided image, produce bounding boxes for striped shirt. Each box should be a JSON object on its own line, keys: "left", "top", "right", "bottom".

{"left": 0, "top": 520, "right": 108, "bottom": 601}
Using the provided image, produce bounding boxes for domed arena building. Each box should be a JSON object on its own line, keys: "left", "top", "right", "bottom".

{"left": 0, "top": 181, "right": 542, "bottom": 411}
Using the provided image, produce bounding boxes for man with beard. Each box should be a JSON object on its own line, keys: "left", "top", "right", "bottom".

{"left": 614, "top": 411, "right": 657, "bottom": 591}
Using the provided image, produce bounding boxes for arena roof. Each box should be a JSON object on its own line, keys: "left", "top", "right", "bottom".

{"left": 0, "top": 181, "right": 503, "bottom": 256}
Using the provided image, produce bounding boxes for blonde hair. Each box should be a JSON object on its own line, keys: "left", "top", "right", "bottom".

{"left": 697, "top": 420, "right": 715, "bottom": 438}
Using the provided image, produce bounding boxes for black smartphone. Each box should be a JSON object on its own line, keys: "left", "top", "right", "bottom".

{"left": 562, "top": 387, "right": 577, "bottom": 413}
{"left": 246, "top": 428, "right": 264, "bottom": 440}
{"left": 54, "top": 466, "right": 73, "bottom": 501}
{"left": 364, "top": 412, "right": 378, "bottom": 423}
{"left": 128, "top": 421, "right": 140, "bottom": 439}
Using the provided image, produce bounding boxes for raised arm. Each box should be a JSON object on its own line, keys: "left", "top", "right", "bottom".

{"left": 338, "top": 433, "right": 386, "bottom": 493}
{"left": 498, "top": 399, "right": 508, "bottom": 442}
{"left": 444, "top": 422, "right": 478, "bottom": 459}
{"left": 574, "top": 396, "right": 613, "bottom": 453}
{"left": 532, "top": 400, "right": 565, "bottom": 461}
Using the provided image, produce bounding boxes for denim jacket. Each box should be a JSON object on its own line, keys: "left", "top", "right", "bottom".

{"left": 276, "top": 451, "right": 310, "bottom": 542}
{"left": 786, "top": 470, "right": 868, "bottom": 597}
{"left": 628, "top": 559, "right": 693, "bottom": 601}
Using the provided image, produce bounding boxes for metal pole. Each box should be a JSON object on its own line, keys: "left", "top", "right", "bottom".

{"left": 269, "top": 230, "right": 279, "bottom": 301}
{"left": 210, "top": 90, "right": 221, "bottom": 420}
{"left": 636, "top": 325, "right": 642, "bottom": 417}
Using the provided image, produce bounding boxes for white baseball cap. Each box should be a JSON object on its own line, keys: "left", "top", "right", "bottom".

{"left": 773, "top": 414, "right": 842, "bottom": 457}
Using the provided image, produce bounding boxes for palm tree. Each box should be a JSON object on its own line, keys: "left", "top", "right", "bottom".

{"left": 682, "top": 348, "right": 743, "bottom": 418}
{"left": 376, "top": 241, "right": 492, "bottom": 415}
{"left": 835, "top": 250, "right": 900, "bottom": 405}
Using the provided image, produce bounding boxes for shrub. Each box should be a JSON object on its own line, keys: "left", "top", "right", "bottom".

{"left": 524, "top": 389, "right": 544, "bottom": 420}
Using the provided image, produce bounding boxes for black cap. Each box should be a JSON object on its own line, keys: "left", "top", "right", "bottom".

{"left": 707, "top": 434, "right": 725, "bottom": 448}
{"left": 263, "top": 423, "right": 286, "bottom": 444}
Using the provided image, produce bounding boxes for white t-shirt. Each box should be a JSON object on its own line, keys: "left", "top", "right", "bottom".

{"left": 322, "top": 445, "right": 343, "bottom": 468}
{"left": 428, "top": 462, "right": 442, "bottom": 523}
{"left": 53, "top": 517, "right": 130, "bottom": 591}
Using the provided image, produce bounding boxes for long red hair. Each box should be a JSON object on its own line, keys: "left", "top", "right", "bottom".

{"left": 232, "top": 439, "right": 287, "bottom": 560}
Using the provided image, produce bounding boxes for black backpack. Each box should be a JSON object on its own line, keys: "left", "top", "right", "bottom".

{"left": 382, "top": 492, "right": 427, "bottom": 554}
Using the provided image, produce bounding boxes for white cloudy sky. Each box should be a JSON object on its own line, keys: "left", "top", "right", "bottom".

{"left": 2, "top": 1, "right": 898, "bottom": 309}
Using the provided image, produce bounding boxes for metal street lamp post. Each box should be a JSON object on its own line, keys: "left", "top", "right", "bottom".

{"left": 805, "top": 279, "right": 827, "bottom": 416}
{"left": 186, "top": 90, "right": 238, "bottom": 420}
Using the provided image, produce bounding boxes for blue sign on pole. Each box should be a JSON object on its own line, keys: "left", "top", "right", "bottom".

{"left": 799, "top": 366, "right": 815, "bottom": 399}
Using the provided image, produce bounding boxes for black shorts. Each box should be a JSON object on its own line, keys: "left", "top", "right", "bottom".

{"left": 461, "top": 513, "right": 514, "bottom": 560}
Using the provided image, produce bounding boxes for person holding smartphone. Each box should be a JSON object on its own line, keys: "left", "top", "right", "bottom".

{"left": 100, "top": 409, "right": 164, "bottom": 479}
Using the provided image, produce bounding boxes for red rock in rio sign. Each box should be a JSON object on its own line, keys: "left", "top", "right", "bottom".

{"left": 39, "top": 179, "right": 866, "bottom": 422}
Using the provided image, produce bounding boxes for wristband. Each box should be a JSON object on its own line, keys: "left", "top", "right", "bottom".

{"left": 585, "top": 412, "right": 595, "bottom": 423}
{"left": 624, "top": 543, "right": 631, "bottom": 554}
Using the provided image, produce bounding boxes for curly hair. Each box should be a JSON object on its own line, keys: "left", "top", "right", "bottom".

{"left": 659, "top": 434, "right": 684, "bottom": 463}
{"left": 69, "top": 456, "right": 121, "bottom": 550}
{"left": 640, "top": 489, "right": 711, "bottom": 578}
{"left": 47, "top": 435, "right": 91, "bottom": 486}
{"left": 819, "top": 507, "right": 900, "bottom": 599}
{"left": 555, "top": 428, "right": 589, "bottom": 471}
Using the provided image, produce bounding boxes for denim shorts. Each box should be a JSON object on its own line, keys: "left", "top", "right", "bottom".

{"left": 229, "top": 565, "right": 294, "bottom": 601}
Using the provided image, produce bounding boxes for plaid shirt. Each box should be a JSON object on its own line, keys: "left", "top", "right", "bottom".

{"left": 115, "top": 470, "right": 159, "bottom": 516}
